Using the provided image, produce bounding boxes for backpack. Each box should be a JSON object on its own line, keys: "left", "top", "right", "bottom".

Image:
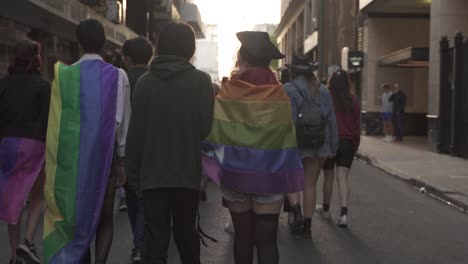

{"left": 291, "top": 81, "right": 327, "bottom": 149}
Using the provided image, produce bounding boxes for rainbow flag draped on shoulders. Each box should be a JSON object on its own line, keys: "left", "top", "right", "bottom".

{"left": 44, "top": 60, "right": 118, "bottom": 263}
{"left": 202, "top": 79, "right": 303, "bottom": 195}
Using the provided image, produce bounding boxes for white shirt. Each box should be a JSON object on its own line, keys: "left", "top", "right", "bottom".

{"left": 74, "top": 54, "right": 131, "bottom": 157}
{"left": 381, "top": 91, "right": 393, "bottom": 113}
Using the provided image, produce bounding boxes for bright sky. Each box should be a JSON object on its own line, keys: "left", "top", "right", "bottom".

{"left": 194, "top": 0, "right": 281, "bottom": 79}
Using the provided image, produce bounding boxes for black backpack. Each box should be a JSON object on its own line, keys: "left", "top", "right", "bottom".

{"left": 291, "top": 81, "right": 327, "bottom": 149}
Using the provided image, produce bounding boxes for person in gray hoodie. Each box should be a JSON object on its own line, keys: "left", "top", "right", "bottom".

{"left": 125, "top": 22, "right": 214, "bottom": 264}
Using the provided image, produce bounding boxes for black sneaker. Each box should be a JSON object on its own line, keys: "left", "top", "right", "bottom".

{"left": 119, "top": 198, "right": 128, "bottom": 211}
{"left": 200, "top": 191, "right": 207, "bottom": 202}
{"left": 16, "top": 239, "right": 40, "bottom": 264}
{"left": 300, "top": 218, "right": 312, "bottom": 239}
{"left": 289, "top": 204, "right": 304, "bottom": 235}
{"left": 131, "top": 248, "right": 141, "bottom": 264}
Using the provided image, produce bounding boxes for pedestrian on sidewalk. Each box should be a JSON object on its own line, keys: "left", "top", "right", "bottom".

{"left": 202, "top": 31, "right": 302, "bottom": 264}
{"left": 125, "top": 22, "right": 214, "bottom": 264}
{"left": 322, "top": 69, "right": 361, "bottom": 227}
{"left": 380, "top": 83, "right": 394, "bottom": 142}
{"left": 0, "top": 40, "right": 50, "bottom": 264}
{"left": 389, "top": 83, "right": 406, "bottom": 142}
{"left": 121, "top": 36, "right": 153, "bottom": 264}
{"left": 283, "top": 55, "right": 339, "bottom": 239}
{"left": 43, "top": 19, "right": 131, "bottom": 264}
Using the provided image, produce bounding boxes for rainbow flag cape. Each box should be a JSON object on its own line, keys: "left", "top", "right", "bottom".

{"left": 202, "top": 79, "right": 303, "bottom": 195}
{"left": 43, "top": 60, "right": 118, "bottom": 263}
{"left": 0, "top": 137, "right": 45, "bottom": 224}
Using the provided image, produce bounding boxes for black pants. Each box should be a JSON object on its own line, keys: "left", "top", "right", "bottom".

{"left": 142, "top": 188, "right": 200, "bottom": 264}
{"left": 393, "top": 112, "right": 404, "bottom": 141}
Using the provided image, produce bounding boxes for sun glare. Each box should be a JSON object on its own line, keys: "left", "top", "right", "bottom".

{"left": 194, "top": 0, "right": 281, "bottom": 79}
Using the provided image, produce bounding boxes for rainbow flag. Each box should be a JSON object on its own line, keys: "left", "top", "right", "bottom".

{"left": 0, "top": 137, "right": 45, "bottom": 224}
{"left": 43, "top": 60, "right": 118, "bottom": 263}
{"left": 202, "top": 79, "right": 303, "bottom": 195}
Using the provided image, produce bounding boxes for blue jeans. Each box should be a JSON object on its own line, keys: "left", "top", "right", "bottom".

{"left": 125, "top": 186, "right": 145, "bottom": 250}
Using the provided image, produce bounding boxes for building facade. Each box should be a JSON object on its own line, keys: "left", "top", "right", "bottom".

{"left": 359, "top": 0, "right": 468, "bottom": 154}
{"left": 0, "top": 0, "right": 138, "bottom": 79}
{"left": 275, "top": 0, "right": 359, "bottom": 81}
{"left": 0, "top": 0, "right": 205, "bottom": 79}
{"left": 126, "top": 0, "right": 205, "bottom": 44}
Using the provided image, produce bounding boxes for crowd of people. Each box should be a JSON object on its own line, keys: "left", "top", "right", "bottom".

{"left": 0, "top": 18, "right": 362, "bottom": 264}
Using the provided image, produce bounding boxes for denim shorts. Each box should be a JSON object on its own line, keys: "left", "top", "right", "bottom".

{"left": 382, "top": 112, "right": 393, "bottom": 121}
{"left": 221, "top": 186, "right": 284, "bottom": 204}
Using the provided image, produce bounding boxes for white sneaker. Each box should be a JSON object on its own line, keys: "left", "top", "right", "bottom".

{"left": 336, "top": 215, "right": 348, "bottom": 228}
{"left": 224, "top": 221, "right": 235, "bottom": 233}
{"left": 316, "top": 207, "right": 331, "bottom": 220}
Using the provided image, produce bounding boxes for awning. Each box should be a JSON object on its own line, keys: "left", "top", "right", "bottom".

{"left": 378, "top": 47, "right": 429, "bottom": 68}
{"left": 360, "top": 0, "right": 430, "bottom": 15}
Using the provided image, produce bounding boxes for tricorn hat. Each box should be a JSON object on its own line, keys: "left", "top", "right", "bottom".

{"left": 236, "top": 31, "right": 285, "bottom": 60}
{"left": 286, "top": 54, "right": 317, "bottom": 73}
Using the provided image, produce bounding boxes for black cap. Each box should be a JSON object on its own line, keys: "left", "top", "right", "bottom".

{"left": 236, "top": 31, "right": 285, "bottom": 60}
{"left": 286, "top": 54, "right": 317, "bottom": 73}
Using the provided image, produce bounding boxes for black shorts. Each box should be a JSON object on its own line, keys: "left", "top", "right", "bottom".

{"left": 323, "top": 139, "right": 357, "bottom": 170}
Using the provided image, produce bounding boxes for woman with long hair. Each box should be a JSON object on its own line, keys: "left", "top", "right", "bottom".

{"left": 203, "top": 31, "right": 303, "bottom": 264}
{"left": 0, "top": 40, "right": 50, "bottom": 264}
{"left": 283, "top": 55, "right": 338, "bottom": 239}
{"left": 322, "top": 69, "right": 361, "bottom": 227}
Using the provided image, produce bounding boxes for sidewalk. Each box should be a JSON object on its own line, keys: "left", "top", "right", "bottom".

{"left": 357, "top": 136, "right": 468, "bottom": 211}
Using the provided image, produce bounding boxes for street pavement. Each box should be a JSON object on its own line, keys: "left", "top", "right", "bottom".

{"left": 2, "top": 161, "right": 468, "bottom": 263}
{"left": 358, "top": 136, "right": 468, "bottom": 208}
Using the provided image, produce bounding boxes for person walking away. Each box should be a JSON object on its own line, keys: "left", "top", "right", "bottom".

{"left": 121, "top": 36, "right": 153, "bottom": 264}
{"left": 43, "top": 19, "right": 131, "bottom": 264}
{"left": 380, "top": 84, "right": 393, "bottom": 142}
{"left": 321, "top": 70, "right": 361, "bottom": 227}
{"left": 203, "top": 31, "right": 303, "bottom": 264}
{"left": 125, "top": 22, "right": 214, "bottom": 264}
{"left": 389, "top": 83, "right": 406, "bottom": 142}
{"left": 283, "top": 55, "right": 338, "bottom": 239}
{"left": 0, "top": 40, "right": 50, "bottom": 264}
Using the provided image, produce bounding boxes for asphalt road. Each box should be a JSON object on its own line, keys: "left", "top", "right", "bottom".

{"left": 1, "top": 160, "right": 468, "bottom": 263}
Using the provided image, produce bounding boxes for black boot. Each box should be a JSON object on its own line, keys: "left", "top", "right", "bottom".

{"left": 289, "top": 204, "right": 304, "bottom": 235}
{"left": 301, "top": 218, "right": 312, "bottom": 239}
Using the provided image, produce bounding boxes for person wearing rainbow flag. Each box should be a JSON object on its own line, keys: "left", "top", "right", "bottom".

{"left": 43, "top": 19, "right": 131, "bottom": 264}
{"left": 0, "top": 40, "right": 50, "bottom": 264}
{"left": 202, "top": 31, "right": 303, "bottom": 264}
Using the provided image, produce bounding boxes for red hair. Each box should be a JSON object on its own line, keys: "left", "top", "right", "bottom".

{"left": 8, "top": 39, "right": 42, "bottom": 75}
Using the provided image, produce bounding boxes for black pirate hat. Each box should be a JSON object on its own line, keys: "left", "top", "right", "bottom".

{"left": 236, "top": 31, "right": 285, "bottom": 60}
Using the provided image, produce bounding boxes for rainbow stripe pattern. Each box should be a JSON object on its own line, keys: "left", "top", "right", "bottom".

{"left": 202, "top": 79, "right": 303, "bottom": 195}
{"left": 43, "top": 60, "right": 118, "bottom": 263}
{"left": 0, "top": 137, "right": 45, "bottom": 224}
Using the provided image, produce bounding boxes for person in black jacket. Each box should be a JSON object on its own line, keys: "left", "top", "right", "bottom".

{"left": 0, "top": 40, "right": 50, "bottom": 264}
{"left": 389, "top": 83, "right": 407, "bottom": 142}
{"left": 121, "top": 36, "right": 153, "bottom": 264}
{"left": 125, "top": 22, "right": 214, "bottom": 264}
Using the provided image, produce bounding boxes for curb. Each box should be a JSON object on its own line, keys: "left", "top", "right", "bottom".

{"left": 356, "top": 152, "right": 468, "bottom": 215}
